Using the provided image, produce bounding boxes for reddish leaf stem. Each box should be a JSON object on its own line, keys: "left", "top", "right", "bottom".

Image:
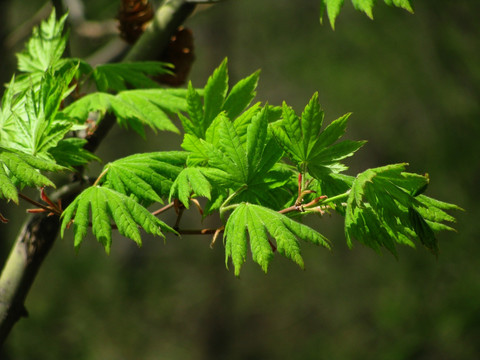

{"left": 18, "top": 192, "right": 62, "bottom": 216}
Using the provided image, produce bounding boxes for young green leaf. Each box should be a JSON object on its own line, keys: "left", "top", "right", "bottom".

{"left": 319, "top": 0, "right": 413, "bottom": 29}
{"left": 383, "top": 0, "right": 414, "bottom": 13}
{"left": 61, "top": 186, "right": 176, "bottom": 253}
{"left": 16, "top": 9, "right": 68, "bottom": 74}
{"left": 179, "top": 59, "right": 261, "bottom": 139}
{"left": 169, "top": 167, "right": 212, "bottom": 207}
{"left": 179, "top": 82, "right": 204, "bottom": 138}
{"left": 319, "top": 0, "right": 345, "bottom": 29}
{"left": 408, "top": 207, "right": 437, "bottom": 256}
{"left": 345, "top": 164, "right": 459, "bottom": 256}
{"left": 92, "top": 62, "right": 173, "bottom": 92}
{"left": 352, "top": 0, "right": 375, "bottom": 19}
{"left": 183, "top": 106, "right": 287, "bottom": 208}
{"left": 63, "top": 88, "right": 188, "bottom": 135}
{"left": 272, "top": 93, "right": 365, "bottom": 179}
{"left": 2, "top": 68, "right": 77, "bottom": 158}
{"left": 223, "top": 70, "right": 260, "bottom": 120}
{"left": 48, "top": 138, "right": 100, "bottom": 167}
{"left": 100, "top": 152, "right": 188, "bottom": 205}
{"left": 0, "top": 147, "right": 64, "bottom": 202}
{"left": 224, "top": 203, "right": 330, "bottom": 276}
{"left": 204, "top": 58, "right": 229, "bottom": 127}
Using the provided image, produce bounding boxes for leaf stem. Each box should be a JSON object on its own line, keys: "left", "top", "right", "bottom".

{"left": 151, "top": 202, "right": 175, "bottom": 216}
{"left": 321, "top": 190, "right": 350, "bottom": 205}
{"left": 18, "top": 192, "right": 62, "bottom": 216}
{"left": 18, "top": 193, "right": 47, "bottom": 210}
{"left": 92, "top": 168, "right": 109, "bottom": 187}
{"left": 220, "top": 203, "right": 240, "bottom": 216}
{"left": 221, "top": 184, "right": 247, "bottom": 208}
{"left": 279, "top": 205, "right": 298, "bottom": 214}
{"left": 219, "top": 184, "right": 247, "bottom": 220}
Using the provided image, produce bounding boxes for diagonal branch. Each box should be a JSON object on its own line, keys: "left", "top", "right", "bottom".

{"left": 0, "top": 0, "right": 197, "bottom": 345}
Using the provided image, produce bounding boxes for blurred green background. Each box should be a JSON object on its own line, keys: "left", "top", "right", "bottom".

{"left": 0, "top": 0, "right": 479, "bottom": 359}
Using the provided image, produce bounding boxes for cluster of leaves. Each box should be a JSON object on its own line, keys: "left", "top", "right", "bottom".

{"left": 319, "top": 0, "right": 414, "bottom": 29}
{"left": 0, "top": 10, "right": 186, "bottom": 241}
{"left": 0, "top": 9, "right": 461, "bottom": 276}
{"left": 0, "top": 11, "right": 185, "bottom": 206}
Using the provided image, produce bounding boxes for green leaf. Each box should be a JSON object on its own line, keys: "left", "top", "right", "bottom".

{"left": 224, "top": 203, "right": 330, "bottom": 276}
{"left": 62, "top": 92, "right": 114, "bottom": 122}
{"left": 16, "top": 9, "right": 68, "bottom": 73}
{"left": 223, "top": 70, "right": 260, "bottom": 119}
{"left": 224, "top": 204, "right": 249, "bottom": 276}
{"left": 352, "top": 0, "right": 375, "bottom": 19}
{"left": 408, "top": 207, "right": 437, "bottom": 256}
{"left": 181, "top": 134, "right": 210, "bottom": 166}
{"left": 92, "top": 62, "right": 173, "bottom": 92}
{"left": 61, "top": 186, "right": 176, "bottom": 253}
{"left": 272, "top": 95, "right": 364, "bottom": 180}
{"left": 272, "top": 102, "right": 304, "bottom": 162}
{"left": 169, "top": 167, "right": 212, "bottom": 207}
{"left": 312, "top": 112, "right": 352, "bottom": 153}
{"left": 320, "top": 0, "right": 413, "bottom": 29}
{"left": 300, "top": 92, "right": 324, "bottom": 158}
{"left": 180, "top": 82, "right": 204, "bottom": 137}
{"left": 199, "top": 108, "right": 285, "bottom": 206}
{"left": 218, "top": 115, "right": 248, "bottom": 181}
{"left": 180, "top": 59, "right": 263, "bottom": 139}
{"left": 2, "top": 68, "right": 77, "bottom": 158}
{"left": 181, "top": 105, "right": 287, "bottom": 211}
{"left": 345, "top": 164, "right": 459, "bottom": 256}
{"left": 383, "top": 0, "right": 414, "bottom": 13}
{"left": 246, "top": 106, "right": 268, "bottom": 172}
{"left": 63, "top": 88, "right": 187, "bottom": 135}
{"left": 0, "top": 165, "right": 19, "bottom": 203}
{"left": 312, "top": 173, "right": 354, "bottom": 212}
{"left": 230, "top": 103, "right": 262, "bottom": 144}
{"left": 48, "top": 138, "right": 100, "bottom": 167}
{"left": 204, "top": 58, "right": 229, "bottom": 126}
{"left": 101, "top": 152, "right": 187, "bottom": 205}
{"left": 115, "top": 90, "right": 184, "bottom": 133}
{"left": 319, "top": 0, "right": 345, "bottom": 29}
{"left": 310, "top": 139, "right": 366, "bottom": 164}
{"left": 0, "top": 147, "right": 64, "bottom": 202}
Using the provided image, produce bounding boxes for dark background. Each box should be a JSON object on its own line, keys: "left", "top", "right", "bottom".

{"left": 1, "top": 1, "right": 479, "bottom": 359}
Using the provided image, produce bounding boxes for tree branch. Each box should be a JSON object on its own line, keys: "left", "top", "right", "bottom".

{"left": 0, "top": 0, "right": 196, "bottom": 345}
{"left": 123, "top": 0, "right": 196, "bottom": 62}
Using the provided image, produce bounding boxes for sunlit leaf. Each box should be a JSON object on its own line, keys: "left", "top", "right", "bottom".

{"left": 225, "top": 203, "right": 330, "bottom": 276}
